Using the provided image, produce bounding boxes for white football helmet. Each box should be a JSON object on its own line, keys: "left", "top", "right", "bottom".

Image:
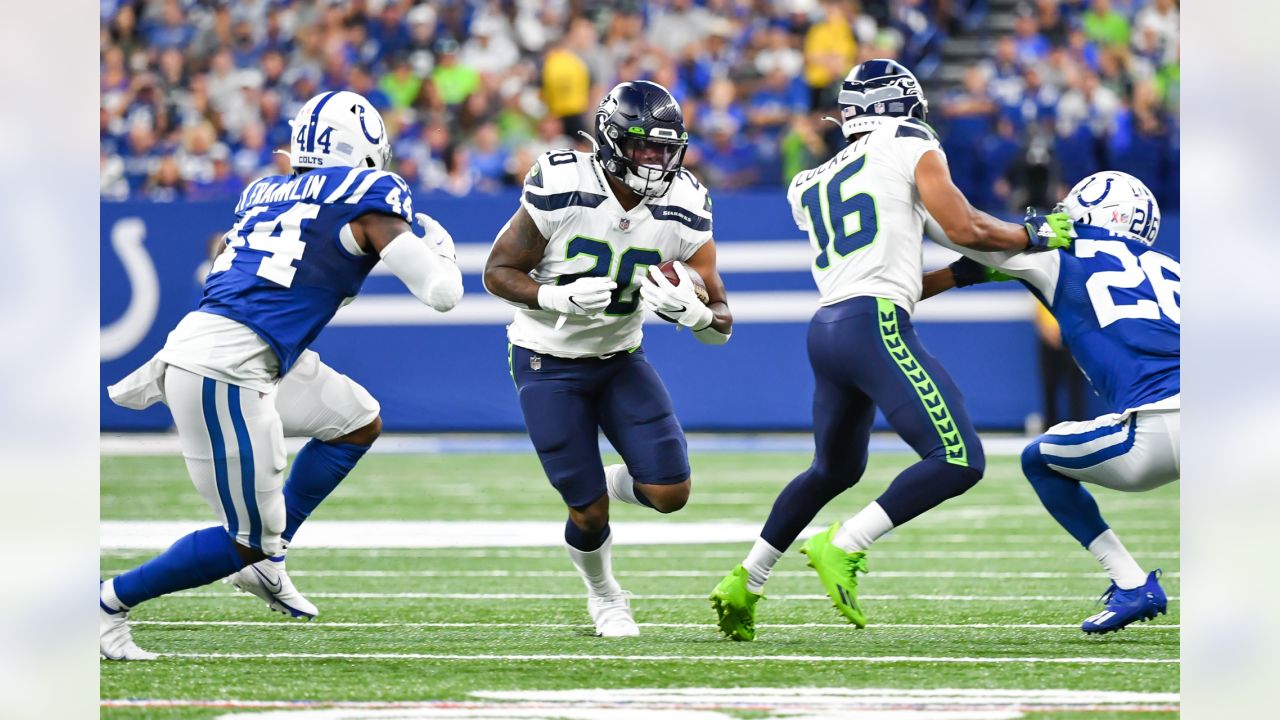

{"left": 286, "top": 91, "right": 391, "bottom": 171}
{"left": 1061, "top": 170, "right": 1161, "bottom": 246}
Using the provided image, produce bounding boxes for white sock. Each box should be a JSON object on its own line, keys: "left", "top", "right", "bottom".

{"left": 1087, "top": 529, "right": 1147, "bottom": 590}
{"left": 566, "top": 533, "right": 623, "bottom": 597}
{"left": 604, "top": 464, "right": 647, "bottom": 507}
{"left": 743, "top": 537, "right": 783, "bottom": 594}
{"left": 100, "top": 577, "right": 128, "bottom": 612}
{"left": 832, "top": 502, "right": 895, "bottom": 553}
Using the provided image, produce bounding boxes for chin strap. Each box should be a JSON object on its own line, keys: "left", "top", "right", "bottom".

{"left": 576, "top": 130, "right": 600, "bottom": 152}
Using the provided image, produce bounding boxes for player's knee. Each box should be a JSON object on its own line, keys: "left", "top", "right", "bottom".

{"left": 805, "top": 463, "right": 861, "bottom": 493}
{"left": 1021, "top": 439, "right": 1048, "bottom": 477}
{"left": 568, "top": 499, "right": 610, "bottom": 534}
{"left": 333, "top": 415, "right": 382, "bottom": 447}
{"left": 643, "top": 479, "right": 690, "bottom": 514}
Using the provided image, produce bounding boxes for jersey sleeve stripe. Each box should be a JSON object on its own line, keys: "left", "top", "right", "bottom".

{"left": 646, "top": 205, "right": 712, "bottom": 232}
{"left": 322, "top": 168, "right": 367, "bottom": 203}
{"left": 305, "top": 91, "right": 339, "bottom": 152}
{"left": 522, "top": 190, "right": 607, "bottom": 212}
{"left": 344, "top": 170, "right": 388, "bottom": 205}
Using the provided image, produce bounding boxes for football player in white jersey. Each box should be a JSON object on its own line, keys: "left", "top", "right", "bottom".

{"left": 101, "top": 91, "right": 463, "bottom": 659}
{"left": 484, "top": 81, "right": 732, "bottom": 637}
{"left": 710, "top": 60, "right": 1073, "bottom": 640}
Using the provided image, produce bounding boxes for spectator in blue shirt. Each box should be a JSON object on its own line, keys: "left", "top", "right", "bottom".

{"left": 145, "top": 0, "right": 195, "bottom": 51}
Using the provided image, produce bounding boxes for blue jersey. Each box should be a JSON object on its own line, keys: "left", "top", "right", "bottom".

{"left": 200, "top": 166, "right": 416, "bottom": 373}
{"left": 1034, "top": 225, "right": 1181, "bottom": 413}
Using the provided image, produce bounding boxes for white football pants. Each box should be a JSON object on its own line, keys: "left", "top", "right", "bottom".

{"left": 163, "top": 350, "right": 379, "bottom": 554}
{"left": 1034, "top": 409, "right": 1180, "bottom": 492}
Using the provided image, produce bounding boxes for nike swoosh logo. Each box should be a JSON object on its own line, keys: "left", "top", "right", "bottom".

{"left": 251, "top": 566, "right": 284, "bottom": 595}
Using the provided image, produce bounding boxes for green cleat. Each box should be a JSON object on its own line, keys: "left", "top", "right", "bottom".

{"left": 709, "top": 565, "right": 763, "bottom": 641}
{"left": 800, "top": 523, "right": 869, "bottom": 628}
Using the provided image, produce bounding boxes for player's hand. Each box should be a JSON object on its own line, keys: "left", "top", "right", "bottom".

{"left": 640, "top": 263, "right": 713, "bottom": 330}
{"left": 949, "top": 257, "right": 1015, "bottom": 288}
{"left": 537, "top": 276, "right": 617, "bottom": 316}
{"left": 1024, "top": 210, "right": 1074, "bottom": 251}
{"left": 415, "top": 212, "right": 456, "bottom": 261}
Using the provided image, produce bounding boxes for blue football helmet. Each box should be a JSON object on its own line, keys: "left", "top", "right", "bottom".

{"left": 836, "top": 59, "right": 928, "bottom": 140}
{"left": 594, "top": 81, "right": 689, "bottom": 198}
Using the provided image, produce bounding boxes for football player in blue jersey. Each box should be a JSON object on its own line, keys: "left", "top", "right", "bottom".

{"left": 100, "top": 91, "right": 463, "bottom": 659}
{"left": 922, "top": 171, "right": 1179, "bottom": 634}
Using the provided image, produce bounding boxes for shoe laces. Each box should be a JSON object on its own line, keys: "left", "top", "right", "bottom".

{"left": 1096, "top": 581, "right": 1119, "bottom": 606}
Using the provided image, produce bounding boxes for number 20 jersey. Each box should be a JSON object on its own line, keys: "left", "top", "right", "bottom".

{"left": 200, "top": 166, "right": 416, "bottom": 373}
{"left": 508, "top": 149, "right": 713, "bottom": 358}
{"left": 785, "top": 117, "right": 942, "bottom": 314}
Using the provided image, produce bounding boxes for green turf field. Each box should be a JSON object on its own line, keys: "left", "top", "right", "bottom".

{"left": 100, "top": 449, "right": 1179, "bottom": 719}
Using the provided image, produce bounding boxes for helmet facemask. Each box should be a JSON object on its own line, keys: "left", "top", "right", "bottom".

{"left": 606, "top": 128, "right": 687, "bottom": 198}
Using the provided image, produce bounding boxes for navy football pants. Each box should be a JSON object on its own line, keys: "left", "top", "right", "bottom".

{"left": 511, "top": 345, "right": 690, "bottom": 509}
{"left": 760, "top": 297, "right": 985, "bottom": 551}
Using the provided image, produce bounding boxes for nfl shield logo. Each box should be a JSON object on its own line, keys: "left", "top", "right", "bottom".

{"left": 530, "top": 355, "right": 542, "bottom": 371}
{"left": 618, "top": 217, "right": 631, "bottom": 232}
{"left": 874, "top": 102, "right": 886, "bottom": 114}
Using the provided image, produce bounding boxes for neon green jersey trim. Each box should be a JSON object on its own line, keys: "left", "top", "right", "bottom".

{"left": 875, "top": 298, "right": 969, "bottom": 467}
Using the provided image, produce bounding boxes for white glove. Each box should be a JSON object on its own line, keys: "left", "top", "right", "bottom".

{"left": 640, "top": 263, "right": 713, "bottom": 330}
{"left": 415, "top": 212, "right": 456, "bottom": 261}
{"left": 537, "top": 276, "right": 617, "bottom": 316}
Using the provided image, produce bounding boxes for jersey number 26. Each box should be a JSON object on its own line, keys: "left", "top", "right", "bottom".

{"left": 1077, "top": 239, "right": 1181, "bottom": 328}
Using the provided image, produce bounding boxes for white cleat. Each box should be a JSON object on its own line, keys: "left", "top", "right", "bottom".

{"left": 99, "top": 603, "right": 157, "bottom": 661}
{"left": 588, "top": 591, "right": 640, "bottom": 637}
{"left": 227, "top": 556, "right": 318, "bottom": 620}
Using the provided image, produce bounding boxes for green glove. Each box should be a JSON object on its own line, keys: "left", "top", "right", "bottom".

{"left": 1024, "top": 209, "right": 1074, "bottom": 250}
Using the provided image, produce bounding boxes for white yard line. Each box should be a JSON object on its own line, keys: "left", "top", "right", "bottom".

{"left": 133, "top": 620, "right": 1179, "bottom": 630}
{"left": 172, "top": 591, "right": 1181, "bottom": 602}
{"left": 104, "top": 568, "right": 1179, "bottom": 580}
{"left": 155, "top": 651, "right": 1179, "bottom": 665}
{"left": 99, "top": 520, "right": 1174, "bottom": 551}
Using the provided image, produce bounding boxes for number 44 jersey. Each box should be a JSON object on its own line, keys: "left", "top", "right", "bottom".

{"left": 510, "top": 149, "right": 713, "bottom": 358}
{"left": 786, "top": 116, "right": 942, "bottom": 315}
{"left": 196, "top": 166, "right": 417, "bottom": 375}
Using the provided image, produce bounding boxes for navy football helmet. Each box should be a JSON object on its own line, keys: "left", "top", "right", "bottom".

{"left": 594, "top": 81, "right": 688, "bottom": 198}
{"left": 836, "top": 59, "right": 928, "bottom": 140}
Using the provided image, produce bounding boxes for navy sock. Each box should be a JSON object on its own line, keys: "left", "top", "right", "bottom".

{"left": 1022, "top": 441, "right": 1109, "bottom": 546}
{"left": 112, "top": 526, "right": 249, "bottom": 608}
{"left": 282, "top": 440, "right": 370, "bottom": 544}
{"left": 760, "top": 466, "right": 854, "bottom": 551}
{"left": 564, "top": 518, "right": 610, "bottom": 552}
{"left": 875, "top": 458, "right": 982, "bottom": 526}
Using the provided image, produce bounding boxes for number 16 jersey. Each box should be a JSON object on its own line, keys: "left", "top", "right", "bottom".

{"left": 508, "top": 149, "right": 713, "bottom": 358}
{"left": 786, "top": 117, "right": 941, "bottom": 315}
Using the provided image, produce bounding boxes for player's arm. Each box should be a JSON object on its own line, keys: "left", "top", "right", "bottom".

{"left": 916, "top": 150, "right": 1070, "bottom": 252}
{"left": 353, "top": 211, "right": 462, "bottom": 312}
{"left": 681, "top": 240, "right": 733, "bottom": 341}
{"left": 920, "top": 257, "right": 1013, "bottom": 300}
{"left": 483, "top": 205, "right": 614, "bottom": 314}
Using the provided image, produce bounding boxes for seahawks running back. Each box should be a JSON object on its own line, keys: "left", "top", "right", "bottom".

{"left": 923, "top": 170, "right": 1178, "bottom": 634}
{"left": 101, "top": 91, "right": 463, "bottom": 659}
{"left": 484, "top": 81, "right": 732, "bottom": 637}
{"left": 709, "top": 59, "right": 1073, "bottom": 640}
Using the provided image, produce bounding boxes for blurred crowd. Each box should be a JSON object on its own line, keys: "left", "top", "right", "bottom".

{"left": 101, "top": 0, "right": 1178, "bottom": 213}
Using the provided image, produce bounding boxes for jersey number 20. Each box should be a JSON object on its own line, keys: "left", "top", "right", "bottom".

{"left": 799, "top": 154, "right": 879, "bottom": 269}
{"left": 1077, "top": 239, "right": 1180, "bottom": 327}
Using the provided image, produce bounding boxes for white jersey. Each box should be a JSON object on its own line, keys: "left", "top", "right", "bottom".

{"left": 785, "top": 117, "right": 942, "bottom": 314}
{"left": 507, "top": 149, "right": 713, "bottom": 358}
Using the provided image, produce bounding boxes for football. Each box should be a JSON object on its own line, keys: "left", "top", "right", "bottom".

{"left": 648, "top": 259, "right": 710, "bottom": 307}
